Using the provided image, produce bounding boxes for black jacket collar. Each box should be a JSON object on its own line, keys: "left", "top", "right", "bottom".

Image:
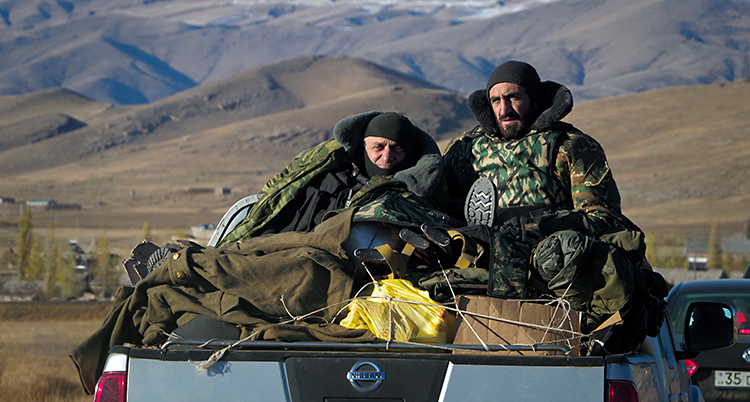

{"left": 332, "top": 111, "right": 443, "bottom": 198}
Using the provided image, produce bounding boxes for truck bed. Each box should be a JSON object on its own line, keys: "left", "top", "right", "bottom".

{"left": 106, "top": 342, "right": 606, "bottom": 402}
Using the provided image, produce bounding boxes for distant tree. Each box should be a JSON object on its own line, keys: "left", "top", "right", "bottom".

{"left": 16, "top": 208, "right": 33, "bottom": 280}
{"left": 26, "top": 234, "right": 44, "bottom": 280}
{"left": 645, "top": 231, "right": 665, "bottom": 267}
{"left": 141, "top": 221, "right": 152, "bottom": 242}
{"left": 41, "top": 224, "right": 59, "bottom": 297}
{"left": 645, "top": 231, "right": 656, "bottom": 260}
{"left": 659, "top": 233, "right": 686, "bottom": 247}
{"left": 740, "top": 256, "right": 750, "bottom": 273}
{"left": 56, "top": 256, "right": 82, "bottom": 299}
{"left": 91, "top": 236, "right": 119, "bottom": 295}
{"left": 722, "top": 252, "right": 736, "bottom": 272}
{"left": 43, "top": 240, "right": 61, "bottom": 299}
{"left": 744, "top": 220, "right": 750, "bottom": 240}
{"left": 645, "top": 232, "right": 686, "bottom": 268}
{"left": 44, "top": 238, "right": 79, "bottom": 299}
{"left": 667, "top": 249, "right": 686, "bottom": 269}
{"left": 707, "top": 222, "right": 723, "bottom": 269}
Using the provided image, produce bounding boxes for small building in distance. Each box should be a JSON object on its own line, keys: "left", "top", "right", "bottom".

{"left": 687, "top": 257, "right": 707, "bottom": 271}
{"left": 26, "top": 199, "right": 57, "bottom": 208}
{"left": 24, "top": 199, "right": 81, "bottom": 210}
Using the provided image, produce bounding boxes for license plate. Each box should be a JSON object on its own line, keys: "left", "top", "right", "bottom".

{"left": 714, "top": 371, "right": 750, "bottom": 388}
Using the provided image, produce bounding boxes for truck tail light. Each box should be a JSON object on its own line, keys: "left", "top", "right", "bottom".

{"left": 684, "top": 359, "right": 699, "bottom": 377}
{"left": 93, "top": 371, "right": 126, "bottom": 402}
{"left": 606, "top": 379, "right": 639, "bottom": 402}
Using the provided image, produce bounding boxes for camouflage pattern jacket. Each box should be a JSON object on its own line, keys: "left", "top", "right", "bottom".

{"left": 442, "top": 84, "right": 667, "bottom": 349}
{"left": 443, "top": 81, "right": 633, "bottom": 236}
{"left": 219, "top": 111, "right": 444, "bottom": 245}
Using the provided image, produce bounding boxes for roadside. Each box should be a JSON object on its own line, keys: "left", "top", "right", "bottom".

{"left": 0, "top": 302, "right": 111, "bottom": 402}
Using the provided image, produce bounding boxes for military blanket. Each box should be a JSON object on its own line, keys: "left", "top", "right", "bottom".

{"left": 70, "top": 209, "right": 377, "bottom": 395}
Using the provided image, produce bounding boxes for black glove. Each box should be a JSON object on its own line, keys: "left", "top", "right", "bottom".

{"left": 538, "top": 210, "right": 592, "bottom": 237}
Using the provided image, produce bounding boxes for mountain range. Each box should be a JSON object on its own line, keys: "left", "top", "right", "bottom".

{"left": 0, "top": 0, "right": 748, "bottom": 105}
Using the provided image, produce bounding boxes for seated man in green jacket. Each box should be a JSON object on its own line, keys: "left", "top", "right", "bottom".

{"left": 131, "top": 111, "right": 446, "bottom": 284}
{"left": 217, "top": 111, "right": 444, "bottom": 245}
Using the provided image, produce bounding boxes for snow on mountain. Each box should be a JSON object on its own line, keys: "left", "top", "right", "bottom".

{"left": 0, "top": 0, "right": 747, "bottom": 105}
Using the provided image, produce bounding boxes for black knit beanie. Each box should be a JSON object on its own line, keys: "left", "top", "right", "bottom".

{"left": 364, "top": 112, "right": 416, "bottom": 153}
{"left": 486, "top": 60, "right": 541, "bottom": 102}
{"left": 362, "top": 112, "right": 417, "bottom": 177}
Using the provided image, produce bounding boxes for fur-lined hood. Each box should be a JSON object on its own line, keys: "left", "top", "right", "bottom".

{"left": 332, "top": 111, "right": 443, "bottom": 198}
{"left": 466, "top": 81, "right": 574, "bottom": 139}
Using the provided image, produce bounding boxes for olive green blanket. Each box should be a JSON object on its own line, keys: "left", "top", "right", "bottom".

{"left": 70, "top": 209, "right": 377, "bottom": 395}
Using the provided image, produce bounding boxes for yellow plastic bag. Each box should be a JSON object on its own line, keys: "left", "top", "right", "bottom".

{"left": 340, "top": 279, "right": 455, "bottom": 343}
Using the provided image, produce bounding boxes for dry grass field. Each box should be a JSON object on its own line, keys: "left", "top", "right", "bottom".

{"left": 0, "top": 303, "right": 111, "bottom": 402}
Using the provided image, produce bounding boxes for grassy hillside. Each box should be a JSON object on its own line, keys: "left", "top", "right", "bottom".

{"left": 567, "top": 80, "right": 750, "bottom": 236}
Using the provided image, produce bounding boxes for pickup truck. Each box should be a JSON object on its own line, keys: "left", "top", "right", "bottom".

{"left": 92, "top": 292, "right": 734, "bottom": 402}
{"left": 90, "top": 196, "right": 736, "bottom": 402}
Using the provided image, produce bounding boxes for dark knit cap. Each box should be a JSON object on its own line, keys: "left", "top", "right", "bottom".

{"left": 364, "top": 112, "right": 416, "bottom": 155}
{"left": 486, "top": 60, "right": 541, "bottom": 102}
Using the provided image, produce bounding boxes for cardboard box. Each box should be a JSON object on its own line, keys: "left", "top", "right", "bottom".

{"left": 452, "top": 296, "right": 581, "bottom": 356}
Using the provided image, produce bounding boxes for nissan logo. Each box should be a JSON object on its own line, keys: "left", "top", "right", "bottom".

{"left": 743, "top": 349, "right": 750, "bottom": 363}
{"left": 347, "top": 361, "right": 385, "bottom": 392}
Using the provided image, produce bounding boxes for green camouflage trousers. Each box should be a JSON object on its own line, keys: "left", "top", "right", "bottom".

{"left": 488, "top": 227, "right": 646, "bottom": 330}
{"left": 487, "top": 231, "right": 534, "bottom": 299}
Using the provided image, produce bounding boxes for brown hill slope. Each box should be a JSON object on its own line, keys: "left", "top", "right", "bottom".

{"left": 566, "top": 81, "right": 750, "bottom": 236}
{"left": 0, "top": 55, "right": 469, "bottom": 177}
{"left": 0, "top": 88, "right": 110, "bottom": 125}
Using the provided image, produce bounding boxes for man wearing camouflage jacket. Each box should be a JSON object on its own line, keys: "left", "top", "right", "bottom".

{"left": 443, "top": 60, "right": 633, "bottom": 235}
{"left": 443, "top": 61, "right": 667, "bottom": 352}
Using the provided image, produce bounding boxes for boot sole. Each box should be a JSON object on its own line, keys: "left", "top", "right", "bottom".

{"left": 464, "top": 177, "right": 496, "bottom": 227}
